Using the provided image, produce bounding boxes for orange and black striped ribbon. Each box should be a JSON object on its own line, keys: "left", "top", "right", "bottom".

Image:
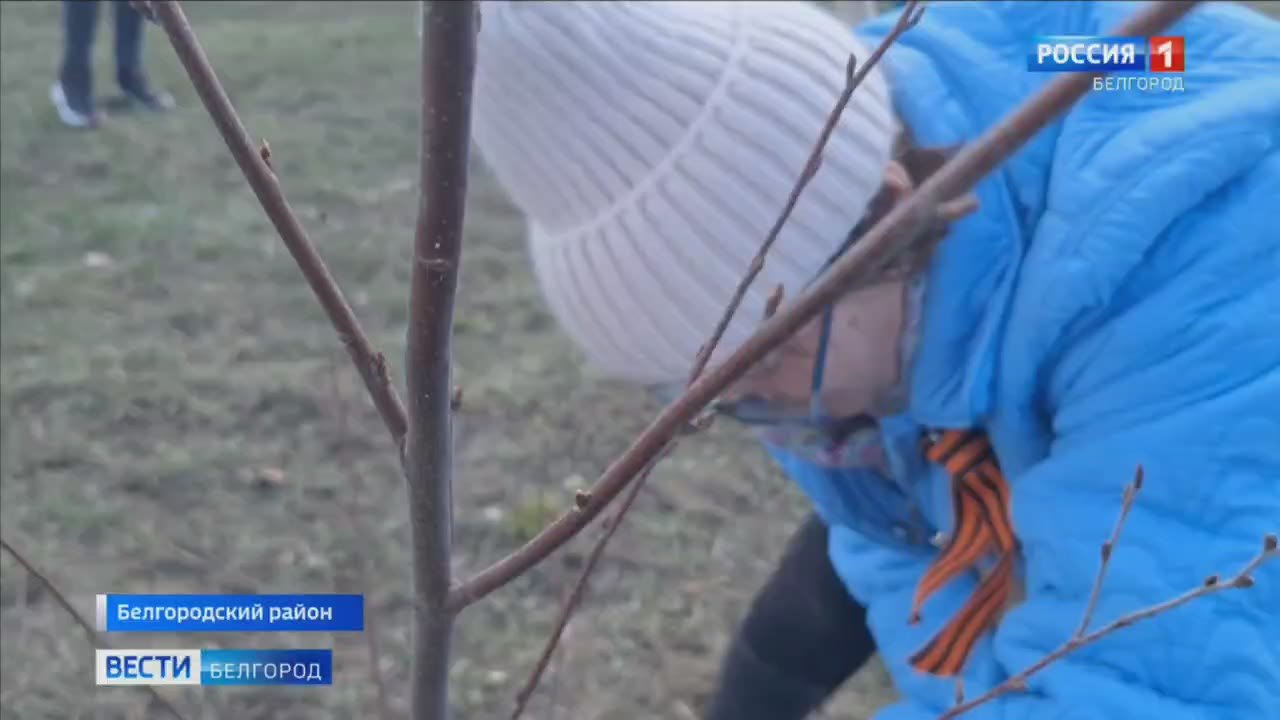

{"left": 907, "top": 429, "right": 1018, "bottom": 677}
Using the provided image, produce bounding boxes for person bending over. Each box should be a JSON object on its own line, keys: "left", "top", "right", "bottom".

{"left": 470, "top": 2, "right": 1280, "bottom": 718}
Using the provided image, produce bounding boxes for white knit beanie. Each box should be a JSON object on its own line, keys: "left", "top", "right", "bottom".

{"left": 473, "top": 1, "right": 899, "bottom": 385}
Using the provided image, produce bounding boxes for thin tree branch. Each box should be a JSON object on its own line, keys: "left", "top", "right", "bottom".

{"left": 509, "top": 449, "right": 673, "bottom": 720}
{"left": 1076, "top": 465, "right": 1143, "bottom": 637}
{"left": 406, "top": 1, "right": 477, "bottom": 718}
{"left": 940, "top": 532, "right": 1278, "bottom": 719}
{"left": 0, "top": 537, "right": 188, "bottom": 720}
{"left": 327, "top": 362, "right": 393, "bottom": 720}
{"left": 449, "top": 0, "right": 1203, "bottom": 612}
{"left": 685, "top": 0, "right": 925, "bottom": 385}
{"left": 150, "top": 1, "right": 409, "bottom": 462}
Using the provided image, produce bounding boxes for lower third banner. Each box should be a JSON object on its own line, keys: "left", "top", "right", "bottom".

{"left": 95, "top": 648, "right": 333, "bottom": 686}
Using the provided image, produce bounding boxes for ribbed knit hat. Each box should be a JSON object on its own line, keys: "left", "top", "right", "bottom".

{"left": 473, "top": 1, "right": 899, "bottom": 385}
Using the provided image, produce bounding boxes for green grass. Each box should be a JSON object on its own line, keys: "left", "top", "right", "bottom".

{"left": 0, "top": 2, "right": 893, "bottom": 718}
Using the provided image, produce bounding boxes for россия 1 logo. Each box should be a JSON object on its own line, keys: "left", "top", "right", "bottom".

{"left": 1148, "top": 36, "right": 1186, "bottom": 72}
{"left": 1028, "top": 35, "right": 1185, "bottom": 93}
{"left": 1029, "top": 35, "right": 1147, "bottom": 72}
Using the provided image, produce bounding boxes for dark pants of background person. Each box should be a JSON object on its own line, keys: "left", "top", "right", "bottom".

{"left": 703, "top": 512, "right": 878, "bottom": 720}
{"left": 59, "top": 0, "right": 146, "bottom": 104}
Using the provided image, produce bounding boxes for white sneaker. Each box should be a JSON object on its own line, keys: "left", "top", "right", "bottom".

{"left": 50, "top": 81, "right": 101, "bottom": 129}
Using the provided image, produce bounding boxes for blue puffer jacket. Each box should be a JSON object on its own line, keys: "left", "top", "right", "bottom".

{"left": 767, "top": 2, "right": 1280, "bottom": 718}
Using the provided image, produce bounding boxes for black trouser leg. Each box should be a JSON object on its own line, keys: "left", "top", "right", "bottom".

{"left": 704, "top": 512, "right": 877, "bottom": 720}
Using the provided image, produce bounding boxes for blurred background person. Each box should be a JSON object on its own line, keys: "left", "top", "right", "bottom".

{"left": 51, "top": 0, "right": 174, "bottom": 129}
